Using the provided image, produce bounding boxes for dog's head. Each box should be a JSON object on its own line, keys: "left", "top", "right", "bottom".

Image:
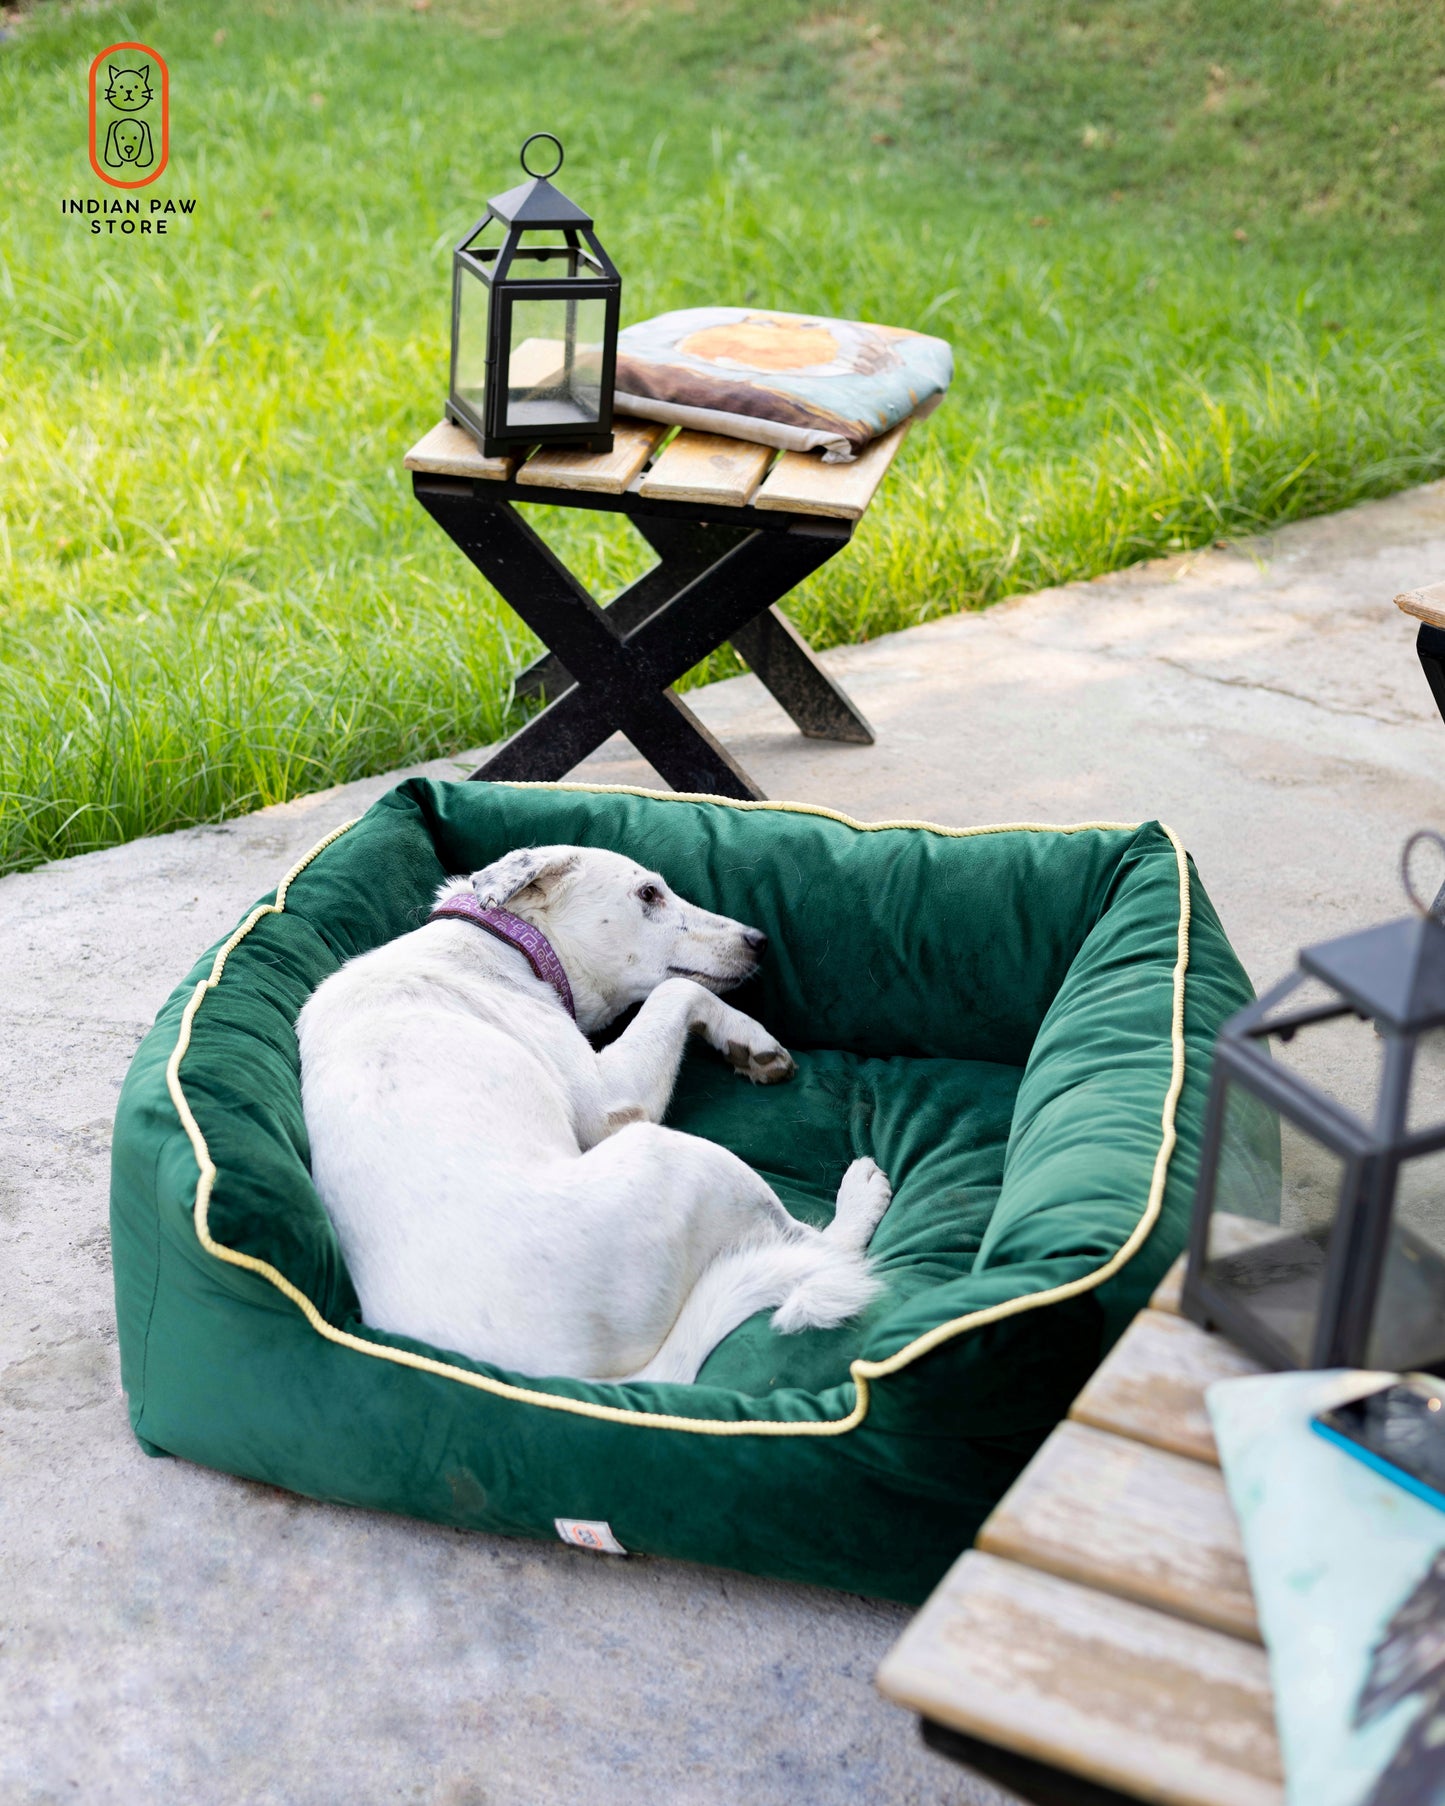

{"left": 459, "top": 844, "right": 768, "bottom": 1030}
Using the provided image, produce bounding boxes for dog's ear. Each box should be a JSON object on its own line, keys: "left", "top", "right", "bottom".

{"left": 470, "top": 847, "right": 580, "bottom": 910}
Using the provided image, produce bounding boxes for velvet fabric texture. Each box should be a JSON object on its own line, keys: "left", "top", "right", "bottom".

{"left": 110, "top": 780, "right": 1252, "bottom": 1602}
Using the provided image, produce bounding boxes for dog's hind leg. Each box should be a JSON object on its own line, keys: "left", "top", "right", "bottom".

{"left": 558, "top": 1122, "right": 805, "bottom": 1382}
{"left": 824, "top": 1157, "right": 893, "bottom": 1252}
{"left": 625, "top": 1150, "right": 894, "bottom": 1380}
{"left": 767, "top": 1159, "right": 890, "bottom": 1336}
{"left": 594, "top": 976, "right": 794, "bottom": 1132}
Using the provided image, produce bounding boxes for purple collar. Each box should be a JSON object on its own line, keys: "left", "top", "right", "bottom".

{"left": 428, "top": 894, "right": 577, "bottom": 1020}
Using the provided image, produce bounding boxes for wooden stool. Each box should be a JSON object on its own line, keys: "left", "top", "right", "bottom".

{"left": 877, "top": 1256, "right": 1285, "bottom": 1806}
{"left": 1395, "top": 580, "right": 1445, "bottom": 728}
{"left": 404, "top": 418, "right": 910, "bottom": 799}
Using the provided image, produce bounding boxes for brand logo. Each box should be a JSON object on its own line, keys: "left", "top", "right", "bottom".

{"left": 554, "top": 1517, "right": 628, "bottom": 1554}
{"left": 88, "top": 41, "right": 169, "bottom": 188}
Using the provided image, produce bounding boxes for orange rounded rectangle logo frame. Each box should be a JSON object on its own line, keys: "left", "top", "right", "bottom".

{"left": 89, "top": 43, "right": 169, "bottom": 189}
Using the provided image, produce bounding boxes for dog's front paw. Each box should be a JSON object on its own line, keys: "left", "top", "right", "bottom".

{"left": 726, "top": 1036, "right": 796, "bottom": 1085}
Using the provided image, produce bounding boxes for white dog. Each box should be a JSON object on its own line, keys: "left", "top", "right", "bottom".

{"left": 297, "top": 845, "right": 892, "bottom": 1385}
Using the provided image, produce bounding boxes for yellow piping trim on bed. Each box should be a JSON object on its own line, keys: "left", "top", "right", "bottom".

{"left": 167, "top": 783, "right": 1192, "bottom": 1438}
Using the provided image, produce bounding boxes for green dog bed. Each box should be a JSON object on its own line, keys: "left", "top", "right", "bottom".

{"left": 111, "top": 779, "right": 1251, "bottom": 1603}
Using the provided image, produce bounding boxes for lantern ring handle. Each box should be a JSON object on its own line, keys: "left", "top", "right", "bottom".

{"left": 1401, "top": 829, "right": 1445, "bottom": 918}
{"left": 520, "top": 133, "right": 564, "bottom": 180}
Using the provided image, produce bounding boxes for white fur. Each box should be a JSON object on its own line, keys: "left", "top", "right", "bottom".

{"left": 297, "top": 845, "right": 892, "bottom": 1385}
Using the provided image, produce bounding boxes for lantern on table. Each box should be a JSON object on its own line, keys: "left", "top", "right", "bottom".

{"left": 1183, "top": 832, "right": 1445, "bottom": 1374}
{"left": 447, "top": 132, "right": 621, "bottom": 459}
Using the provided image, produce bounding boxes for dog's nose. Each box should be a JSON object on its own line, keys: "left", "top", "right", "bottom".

{"left": 743, "top": 927, "right": 768, "bottom": 954}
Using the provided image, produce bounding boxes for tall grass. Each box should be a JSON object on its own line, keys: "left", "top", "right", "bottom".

{"left": 2, "top": 0, "right": 1443, "bottom": 872}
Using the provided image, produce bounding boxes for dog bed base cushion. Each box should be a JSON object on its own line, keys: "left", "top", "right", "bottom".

{"left": 111, "top": 780, "right": 1252, "bottom": 1603}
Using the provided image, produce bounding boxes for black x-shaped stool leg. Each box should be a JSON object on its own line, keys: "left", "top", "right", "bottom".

{"left": 1417, "top": 623, "right": 1445, "bottom": 729}
{"left": 414, "top": 485, "right": 875, "bottom": 800}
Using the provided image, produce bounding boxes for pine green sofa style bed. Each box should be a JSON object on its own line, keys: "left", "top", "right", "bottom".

{"left": 110, "top": 778, "right": 1251, "bottom": 1604}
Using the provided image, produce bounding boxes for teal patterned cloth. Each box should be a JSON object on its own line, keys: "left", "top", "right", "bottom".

{"left": 613, "top": 307, "right": 953, "bottom": 460}
{"left": 1207, "top": 1370, "right": 1445, "bottom": 1806}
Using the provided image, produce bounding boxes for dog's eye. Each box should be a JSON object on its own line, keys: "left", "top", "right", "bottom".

{"left": 638, "top": 884, "right": 662, "bottom": 907}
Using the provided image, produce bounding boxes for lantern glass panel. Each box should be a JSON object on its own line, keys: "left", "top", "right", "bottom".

{"left": 1263, "top": 977, "right": 1385, "bottom": 1128}
{"left": 454, "top": 263, "right": 492, "bottom": 422}
{"left": 1202, "top": 1076, "right": 1347, "bottom": 1363}
{"left": 505, "top": 296, "right": 607, "bottom": 431}
{"left": 1408, "top": 1026, "right": 1445, "bottom": 1134}
{"left": 1366, "top": 1145, "right": 1445, "bottom": 1370}
{"left": 468, "top": 215, "right": 506, "bottom": 260}
{"left": 508, "top": 229, "right": 607, "bottom": 280}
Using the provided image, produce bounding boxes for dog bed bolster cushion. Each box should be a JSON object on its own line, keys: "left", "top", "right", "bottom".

{"left": 111, "top": 780, "right": 1251, "bottom": 1603}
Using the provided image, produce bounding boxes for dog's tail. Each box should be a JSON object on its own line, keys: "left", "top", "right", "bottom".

{"left": 624, "top": 1236, "right": 881, "bottom": 1389}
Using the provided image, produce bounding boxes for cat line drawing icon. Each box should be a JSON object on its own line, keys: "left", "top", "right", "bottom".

{"left": 88, "top": 41, "right": 169, "bottom": 188}
{"left": 105, "top": 63, "right": 152, "bottom": 110}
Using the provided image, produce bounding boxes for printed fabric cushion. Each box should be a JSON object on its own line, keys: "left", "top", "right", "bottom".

{"left": 613, "top": 307, "right": 953, "bottom": 461}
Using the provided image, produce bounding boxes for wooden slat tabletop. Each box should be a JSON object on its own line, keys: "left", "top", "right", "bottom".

{"left": 1395, "top": 581, "right": 1445, "bottom": 630}
{"left": 878, "top": 1257, "right": 1284, "bottom": 1802}
{"left": 753, "top": 420, "right": 909, "bottom": 520}
{"left": 877, "top": 1552, "right": 1283, "bottom": 1806}
{"left": 976, "top": 1418, "right": 1261, "bottom": 1642}
{"left": 636, "top": 431, "right": 774, "bottom": 508}
{"left": 404, "top": 415, "right": 915, "bottom": 520}
{"left": 1069, "top": 1305, "right": 1264, "bottom": 1465}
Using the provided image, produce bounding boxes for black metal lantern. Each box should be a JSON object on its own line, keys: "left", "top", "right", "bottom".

{"left": 447, "top": 132, "right": 620, "bottom": 459}
{"left": 1183, "top": 832, "right": 1445, "bottom": 1374}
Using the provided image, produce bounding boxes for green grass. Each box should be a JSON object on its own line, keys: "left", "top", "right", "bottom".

{"left": 3, "top": 0, "right": 1444, "bottom": 872}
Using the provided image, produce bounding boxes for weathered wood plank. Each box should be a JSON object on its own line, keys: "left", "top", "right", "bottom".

{"left": 403, "top": 420, "right": 514, "bottom": 482}
{"left": 1070, "top": 1307, "right": 1264, "bottom": 1465}
{"left": 876, "top": 1552, "right": 1283, "bottom": 1806}
{"left": 976, "top": 1419, "right": 1260, "bottom": 1643}
{"left": 518, "top": 420, "right": 666, "bottom": 495}
{"left": 1151, "top": 1253, "right": 1186, "bottom": 1315}
{"left": 1395, "top": 581, "right": 1445, "bottom": 630}
{"left": 636, "top": 431, "right": 773, "bottom": 508}
{"left": 753, "top": 420, "right": 909, "bottom": 520}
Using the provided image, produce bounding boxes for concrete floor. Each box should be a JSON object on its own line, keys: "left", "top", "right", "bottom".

{"left": 2, "top": 480, "right": 1443, "bottom": 1805}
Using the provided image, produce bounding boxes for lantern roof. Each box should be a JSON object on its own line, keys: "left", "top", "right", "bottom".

{"left": 486, "top": 173, "right": 593, "bottom": 230}
{"left": 1301, "top": 911, "right": 1445, "bottom": 1034}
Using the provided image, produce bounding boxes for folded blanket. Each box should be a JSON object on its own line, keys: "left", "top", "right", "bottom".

{"left": 1207, "top": 1369, "right": 1445, "bottom": 1806}
{"left": 614, "top": 307, "right": 953, "bottom": 461}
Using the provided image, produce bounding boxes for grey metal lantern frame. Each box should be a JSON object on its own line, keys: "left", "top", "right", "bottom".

{"left": 447, "top": 133, "right": 621, "bottom": 459}
{"left": 1182, "top": 836, "right": 1445, "bottom": 1374}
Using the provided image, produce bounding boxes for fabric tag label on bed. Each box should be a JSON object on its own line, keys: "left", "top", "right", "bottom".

{"left": 555, "top": 1517, "right": 627, "bottom": 1555}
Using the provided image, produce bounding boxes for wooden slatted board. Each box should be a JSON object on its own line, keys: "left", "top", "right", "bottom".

{"left": 753, "top": 420, "right": 909, "bottom": 520}
{"left": 1069, "top": 1305, "right": 1264, "bottom": 1465}
{"left": 878, "top": 1257, "right": 1283, "bottom": 1805}
{"left": 403, "top": 420, "right": 513, "bottom": 482}
{"left": 976, "top": 1418, "right": 1261, "bottom": 1642}
{"left": 517, "top": 421, "right": 665, "bottom": 495}
{"left": 1395, "top": 581, "right": 1445, "bottom": 630}
{"left": 636, "top": 431, "right": 774, "bottom": 508}
{"left": 404, "top": 416, "right": 911, "bottom": 520}
{"left": 878, "top": 1552, "right": 1282, "bottom": 1806}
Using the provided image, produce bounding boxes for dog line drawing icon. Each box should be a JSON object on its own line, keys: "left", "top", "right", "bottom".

{"left": 104, "top": 117, "right": 154, "bottom": 171}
